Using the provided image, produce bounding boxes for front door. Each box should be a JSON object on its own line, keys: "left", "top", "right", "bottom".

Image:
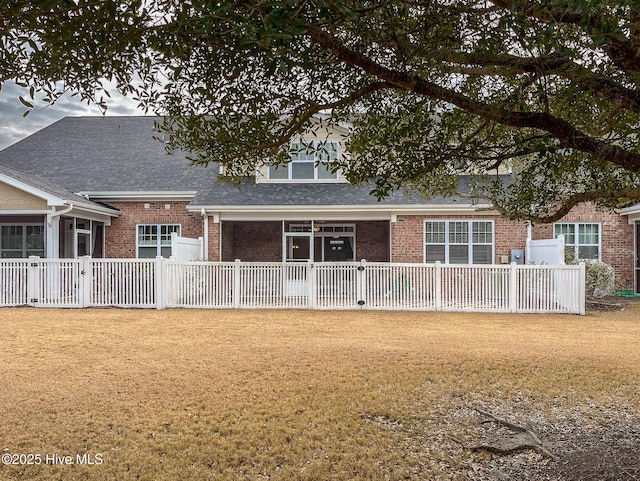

{"left": 323, "top": 236, "right": 354, "bottom": 261}
{"left": 284, "top": 233, "right": 312, "bottom": 262}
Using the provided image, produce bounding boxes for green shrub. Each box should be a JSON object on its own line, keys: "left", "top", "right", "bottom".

{"left": 581, "top": 260, "right": 616, "bottom": 299}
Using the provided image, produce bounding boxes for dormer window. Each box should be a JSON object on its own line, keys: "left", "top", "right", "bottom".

{"left": 268, "top": 141, "right": 340, "bottom": 181}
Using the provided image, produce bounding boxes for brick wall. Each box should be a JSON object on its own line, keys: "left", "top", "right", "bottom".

{"left": 391, "top": 214, "right": 528, "bottom": 264}
{"left": 207, "top": 221, "right": 220, "bottom": 261}
{"left": 104, "top": 201, "right": 203, "bottom": 258}
{"left": 221, "top": 221, "right": 282, "bottom": 261}
{"left": 355, "top": 221, "right": 390, "bottom": 261}
{"left": 391, "top": 205, "right": 635, "bottom": 287}
{"left": 531, "top": 203, "right": 634, "bottom": 287}
{"left": 102, "top": 202, "right": 634, "bottom": 286}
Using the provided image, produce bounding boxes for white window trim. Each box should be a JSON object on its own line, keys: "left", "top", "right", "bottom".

{"left": 265, "top": 141, "right": 344, "bottom": 183}
{"left": 423, "top": 220, "right": 495, "bottom": 265}
{"left": 0, "top": 222, "right": 46, "bottom": 258}
{"left": 553, "top": 222, "right": 601, "bottom": 261}
{"left": 136, "top": 223, "right": 181, "bottom": 258}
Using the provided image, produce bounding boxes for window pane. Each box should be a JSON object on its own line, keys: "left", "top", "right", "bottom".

{"left": 290, "top": 142, "right": 315, "bottom": 161}
{"left": 578, "top": 224, "right": 599, "bottom": 245}
{"left": 449, "top": 222, "right": 468, "bottom": 244}
{"left": 269, "top": 165, "right": 288, "bottom": 179}
{"left": 578, "top": 245, "right": 599, "bottom": 259}
{"left": 291, "top": 162, "right": 314, "bottom": 179}
{"left": 317, "top": 163, "right": 338, "bottom": 179}
{"left": 473, "top": 245, "right": 492, "bottom": 264}
{"left": 317, "top": 141, "right": 338, "bottom": 161}
{"left": 26, "top": 226, "right": 44, "bottom": 250}
{"left": 160, "top": 225, "right": 180, "bottom": 245}
{"left": 425, "top": 222, "right": 446, "bottom": 244}
{"left": 472, "top": 222, "right": 492, "bottom": 244}
{"left": 425, "top": 245, "right": 445, "bottom": 263}
{"left": 449, "top": 245, "right": 469, "bottom": 264}
{"left": 554, "top": 224, "right": 575, "bottom": 245}
{"left": 2, "top": 225, "right": 23, "bottom": 250}
{"left": 138, "top": 247, "right": 157, "bottom": 258}
{"left": 138, "top": 225, "right": 157, "bottom": 245}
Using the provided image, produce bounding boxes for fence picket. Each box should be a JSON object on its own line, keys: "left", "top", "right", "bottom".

{"left": 0, "top": 258, "right": 585, "bottom": 314}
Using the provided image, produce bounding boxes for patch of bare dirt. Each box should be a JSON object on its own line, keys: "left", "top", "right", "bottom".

{"left": 586, "top": 295, "right": 640, "bottom": 311}
{"left": 460, "top": 403, "right": 640, "bottom": 481}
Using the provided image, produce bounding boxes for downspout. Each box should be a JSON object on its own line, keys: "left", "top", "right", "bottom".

{"left": 525, "top": 220, "right": 532, "bottom": 264}
{"left": 201, "top": 209, "right": 209, "bottom": 261}
{"left": 47, "top": 202, "right": 73, "bottom": 227}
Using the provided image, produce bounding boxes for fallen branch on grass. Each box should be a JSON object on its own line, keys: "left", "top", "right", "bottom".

{"left": 448, "top": 407, "right": 558, "bottom": 460}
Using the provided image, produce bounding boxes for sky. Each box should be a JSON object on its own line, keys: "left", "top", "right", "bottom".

{"left": 0, "top": 82, "right": 147, "bottom": 150}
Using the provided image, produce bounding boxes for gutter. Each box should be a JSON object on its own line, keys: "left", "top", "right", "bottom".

{"left": 47, "top": 202, "right": 73, "bottom": 227}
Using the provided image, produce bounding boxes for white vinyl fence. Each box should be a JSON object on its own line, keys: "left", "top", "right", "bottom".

{"left": 0, "top": 257, "right": 586, "bottom": 314}
{"left": 526, "top": 235, "right": 566, "bottom": 265}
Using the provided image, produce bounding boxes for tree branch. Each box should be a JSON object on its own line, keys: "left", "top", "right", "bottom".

{"left": 441, "top": 52, "right": 640, "bottom": 115}
{"left": 489, "top": 0, "right": 640, "bottom": 73}
{"left": 471, "top": 188, "right": 640, "bottom": 223}
{"left": 230, "top": 81, "right": 394, "bottom": 157}
{"left": 305, "top": 24, "right": 640, "bottom": 173}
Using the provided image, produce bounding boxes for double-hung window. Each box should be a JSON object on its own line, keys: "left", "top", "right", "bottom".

{"left": 268, "top": 141, "right": 339, "bottom": 180}
{"left": 554, "top": 222, "right": 600, "bottom": 260}
{"left": 137, "top": 224, "right": 180, "bottom": 258}
{"left": 425, "top": 220, "right": 494, "bottom": 264}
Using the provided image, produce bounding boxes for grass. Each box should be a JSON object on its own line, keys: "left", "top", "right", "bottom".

{"left": 1, "top": 306, "right": 639, "bottom": 480}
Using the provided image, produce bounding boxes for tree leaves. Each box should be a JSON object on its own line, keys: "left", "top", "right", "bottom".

{"left": 2, "top": 0, "right": 640, "bottom": 220}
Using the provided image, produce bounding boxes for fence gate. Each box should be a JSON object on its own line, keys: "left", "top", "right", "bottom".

{"left": 27, "top": 258, "right": 87, "bottom": 308}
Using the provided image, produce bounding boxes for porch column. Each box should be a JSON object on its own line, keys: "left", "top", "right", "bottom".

{"left": 208, "top": 216, "right": 221, "bottom": 261}
{"left": 46, "top": 215, "right": 59, "bottom": 259}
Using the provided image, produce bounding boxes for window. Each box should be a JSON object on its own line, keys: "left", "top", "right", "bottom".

{"left": 554, "top": 223, "right": 600, "bottom": 260}
{"left": 137, "top": 224, "right": 180, "bottom": 258}
{"left": 0, "top": 224, "right": 45, "bottom": 258}
{"left": 268, "top": 141, "right": 339, "bottom": 181}
{"left": 425, "top": 220, "right": 494, "bottom": 264}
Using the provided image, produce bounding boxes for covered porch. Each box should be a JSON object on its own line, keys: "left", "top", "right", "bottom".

{"left": 0, "top": 168, "right": 119, "bottom": 259}
{"left": 219, "top": 220, "right": 391, "bottom": 263}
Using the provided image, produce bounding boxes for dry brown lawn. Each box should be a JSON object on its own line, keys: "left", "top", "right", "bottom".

{"left": 1, "top": 306, "right": 639, "bottom": 480}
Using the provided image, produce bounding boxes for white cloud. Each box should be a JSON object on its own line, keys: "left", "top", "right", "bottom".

{"left": 0, "top": 82, "right": 148, "bottom": 150}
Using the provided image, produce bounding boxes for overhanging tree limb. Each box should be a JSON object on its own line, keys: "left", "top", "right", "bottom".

{"left": 305, "top": 24, "right": 640, "bottom": 173}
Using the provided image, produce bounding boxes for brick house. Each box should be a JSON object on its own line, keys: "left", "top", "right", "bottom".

{"left": 0, "top": 116, "right": 637, "bottom": 292}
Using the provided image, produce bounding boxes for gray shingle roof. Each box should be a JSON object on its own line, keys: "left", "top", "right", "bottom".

{"left": 0, "top": 116, "right": 504, "bottom": 208}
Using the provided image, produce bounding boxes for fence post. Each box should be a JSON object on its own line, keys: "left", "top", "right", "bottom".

{"left": 81, "top": 256, "right": 92, "bottom": 307}
{"left": 357, "top": 259, "right": 366, "bottom": 309}
{"left": 27, "top": 256, "right": 39, "bottom": 306}
{"left": 233, "top": 259, "right": 241, "bottom": 308}
{"left": 307, "top": 262, "right": 315, "bottom": 309}
{"left": 509, "top": 262, "right": 518, "bottom": 313}
{"left": 434, "top": 261, "right": 441, "bottom": 311}
{"left": 579, "top": 263, "right": 586, "bottom": 316}
{"left": 155, "top": 256, "right": 165, "bottom": 309}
